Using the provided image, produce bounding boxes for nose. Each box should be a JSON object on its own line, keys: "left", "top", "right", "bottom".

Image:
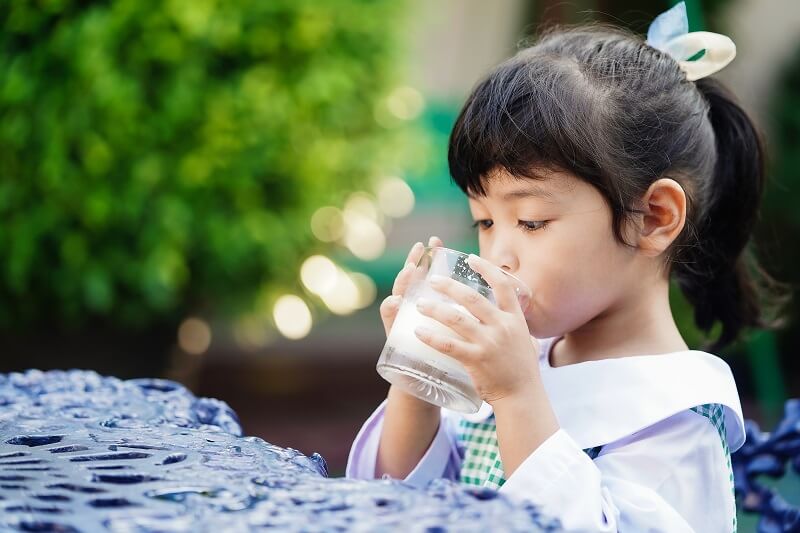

{"left": 482, "top": 236, "right": 519, "bottom": 275}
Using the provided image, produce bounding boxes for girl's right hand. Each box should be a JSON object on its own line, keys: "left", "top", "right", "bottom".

{"left": 379, "top": 236, "right": 444, "bottom": 337}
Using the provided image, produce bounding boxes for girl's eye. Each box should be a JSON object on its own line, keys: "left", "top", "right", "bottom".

{"left": 470, "top": 219, "right": 549, "bottom": 232}
{"left": 518, "top": 220, "right": 549, "bottom": 232}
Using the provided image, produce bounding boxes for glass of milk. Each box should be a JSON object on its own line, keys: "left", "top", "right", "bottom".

{"left": 376, "top": 246, "right": 531, "bottom": 413}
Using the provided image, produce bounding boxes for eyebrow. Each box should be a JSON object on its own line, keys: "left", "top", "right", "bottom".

{"left": 502, "top": 184, "right": 556, "bottom": 201}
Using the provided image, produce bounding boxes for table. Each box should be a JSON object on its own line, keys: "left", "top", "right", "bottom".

{"left": 0, "top": 370, "right": 558, "bottom": 532}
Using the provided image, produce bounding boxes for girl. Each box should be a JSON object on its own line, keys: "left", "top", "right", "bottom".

{"left": 346, "top": 4, "right": 783, "bottom": 531}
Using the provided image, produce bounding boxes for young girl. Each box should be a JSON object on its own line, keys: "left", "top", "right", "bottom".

{"left": 346, "top": 4, "right": 781, "bottom": 531}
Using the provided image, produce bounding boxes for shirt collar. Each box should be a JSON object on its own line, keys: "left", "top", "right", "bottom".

{"left": 459, "top": 337, "right": 746, "bottom": 452}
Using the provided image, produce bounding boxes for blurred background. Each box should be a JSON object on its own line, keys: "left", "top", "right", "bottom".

{"left": 1, "top": 0, "right": 798, "bottom": 526}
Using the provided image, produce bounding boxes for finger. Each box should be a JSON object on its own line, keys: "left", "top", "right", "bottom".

{"left": 391, "top": 262, "right": 416, "bottom": 297}
{"left": 465, "top": 254, "right": 521, "bottom": 313}
{"left": 379, "top": 294, "right": 403, "bottom": 334}
{"left": 428, "top": 235, "right": 444, "bottom": 248}
{"left": 392, "top": 242, "right": 424, "bottom": 296}
{"left": 415, "top": 297, "right": 481, "bottom": 341}
{"left": 428, "top": 274, "right": 496, "bottom": 324}
{"left": 406, "top": 241, "right": 425, "bottom": 265}
{"left": 413, "top": 326, "right": 476, "bottom": 362}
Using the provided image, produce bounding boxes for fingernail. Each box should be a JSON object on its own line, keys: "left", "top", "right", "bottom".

{"left": 416, "top": 297, "right": 432, "bottom": 310}
{"left": 429, "top": 236, "right": 439, "bottom": 246}
{"left": 388, "top": 295, "right": 402, "bottom": 306}
{"left": 430, "top": 274, "right": 446, "bottom": 284}
{"left": 404, "top": 262, "right": 416, "bottom": 271}
{"left": 414, "top": 326, "right": 430, "bottom": 336}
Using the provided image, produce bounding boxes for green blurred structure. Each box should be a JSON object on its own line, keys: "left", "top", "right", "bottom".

{"left": 0, "top": 0, "right": 419, "bottom": 335}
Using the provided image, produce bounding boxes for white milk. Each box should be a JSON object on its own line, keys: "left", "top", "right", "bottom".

{"left": 385, "top": 299, "right": 473, "bottom": 378}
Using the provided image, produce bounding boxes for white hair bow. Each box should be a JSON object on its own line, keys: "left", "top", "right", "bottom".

{"left": 646, "top": 1, "right": 736, "bottom": 81}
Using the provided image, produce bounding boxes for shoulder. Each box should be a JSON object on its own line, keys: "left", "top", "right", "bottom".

{"left": 592, "top": 407, "right": 737, "bottom": 531}
{"left": 604, "top": 406, "right": 725, "bottom": 455}
{"left": 598, "top": 407, "right": 732, "bottom": 484}
{"left": 540, "top": 348, "right": 746, "bottom": 452}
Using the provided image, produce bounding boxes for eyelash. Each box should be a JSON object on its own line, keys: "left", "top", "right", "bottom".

{"left": 471, "top": 220, "right": 549, "bottom": 232}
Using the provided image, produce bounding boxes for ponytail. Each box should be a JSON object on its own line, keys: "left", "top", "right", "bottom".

{"left": 674, "top": 77, "right": 786, "bottom": 351}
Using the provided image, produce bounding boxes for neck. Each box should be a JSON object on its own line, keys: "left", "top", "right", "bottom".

{"left": 550, "top": 275, "right": 688, "bottom": 368}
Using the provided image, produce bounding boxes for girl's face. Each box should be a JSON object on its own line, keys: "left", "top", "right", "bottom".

{"left": 468, "top": 167, "right": 642, "bottom": 339}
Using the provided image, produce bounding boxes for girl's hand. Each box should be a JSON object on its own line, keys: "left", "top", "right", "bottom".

{"left": 379, "top": 236, "right": 444, "bottom": 337}
{"left": 413, "top": 254, "right": 539, "bottom": 404}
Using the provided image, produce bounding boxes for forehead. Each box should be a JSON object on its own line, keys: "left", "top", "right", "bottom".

{"left": 467, "top": 167, "right": 579, "bottom": 205}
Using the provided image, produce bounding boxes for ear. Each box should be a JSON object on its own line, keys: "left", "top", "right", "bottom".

{"left": 636, "top": 178, "right": 687, "bottom": 257}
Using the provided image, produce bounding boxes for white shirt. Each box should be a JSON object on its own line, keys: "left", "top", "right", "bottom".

{"left": 346, "top": 337, "right": 745, "bottom": 532}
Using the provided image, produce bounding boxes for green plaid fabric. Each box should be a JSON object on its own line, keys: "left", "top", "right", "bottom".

{"left": 690, "top": 403, "right": 736, "bottom": 533}
{"left": 456, "top": 414, "right": 603, "bottom": 490}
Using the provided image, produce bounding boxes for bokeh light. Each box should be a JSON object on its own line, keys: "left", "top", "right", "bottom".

{"left": 310, "top": 206, "right": 345, "bottom": 242}
{"left": 375, "top": 176, "right": 415, "bottom": 218}
{"left": 232, "top": 314, "right": 276, "bottom": 350}
{"left": 349, "top": 272, "right": 378, "bottom": 309}
{"left": 342, "top": 210, "right": 385, "bottom": 260}
{"left": 344, "top": 192, "right": 382, "bottom": 224}
{"left": 318, "top": 271, "right": 360, "bottom": 316}
{"left": 386, "top": 86, "right": 425, "bottom": 120}
{"left": 312, "top": 267, "right": 374, "bottom": 315}
{"left": 273, "top": 295, "right": 313, "bottom": 340}
{"left": 177, "top": 317, "right": 212, "bottom": 355}
{"left": 300, "top": 255, "right": 339, "bottom": 295}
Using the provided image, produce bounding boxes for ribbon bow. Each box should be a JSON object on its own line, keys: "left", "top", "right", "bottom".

{"left": 646, "top": 1, "right": 736, "bottom": 81}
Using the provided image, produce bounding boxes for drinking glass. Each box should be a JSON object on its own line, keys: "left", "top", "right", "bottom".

{"left": 376, "top": 246, "right": 531, "bottom": 413}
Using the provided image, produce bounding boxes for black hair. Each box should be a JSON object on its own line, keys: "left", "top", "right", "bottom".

{"left": 448, "top": 25, "right": 787, "bottom": 351}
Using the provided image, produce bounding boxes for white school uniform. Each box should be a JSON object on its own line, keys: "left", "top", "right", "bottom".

{"left": 346, "top": 337, "right": 745, "bottom": 532}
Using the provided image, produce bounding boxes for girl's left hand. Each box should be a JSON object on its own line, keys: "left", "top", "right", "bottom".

{"left": 413, "top": 254, "right": 540, "bottom": 405}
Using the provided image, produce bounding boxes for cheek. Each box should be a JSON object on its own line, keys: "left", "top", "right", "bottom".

{"left": 525, "top": 260, "right": 613, "bottom": 337}
{"left": 523, "top": 220, "right": 630, "bottom": 336}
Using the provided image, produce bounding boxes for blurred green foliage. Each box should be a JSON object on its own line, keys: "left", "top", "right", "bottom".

{"left": 0, "top": 0, "right": 419, "bottom": 330}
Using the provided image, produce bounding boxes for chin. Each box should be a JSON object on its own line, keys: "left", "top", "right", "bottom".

{"left": 524, "top": 319, "right": 556, "bottom": 340}
{"left": 524, "top": 312, "right": 575, "bottom": 341}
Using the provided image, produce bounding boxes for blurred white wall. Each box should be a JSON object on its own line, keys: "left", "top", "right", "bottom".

{"left": 404, "top": 0, "right": 527, "bottom": 102}
{"left": 716, "top": 0, "right": 800, "bottom": 125}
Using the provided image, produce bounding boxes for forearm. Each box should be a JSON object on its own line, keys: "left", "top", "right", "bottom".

{"left": 492, "top": 381, "right": 560, "bottom": 478}
{"left": 375, "top": 385, "right": 441, "bottom": 479}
